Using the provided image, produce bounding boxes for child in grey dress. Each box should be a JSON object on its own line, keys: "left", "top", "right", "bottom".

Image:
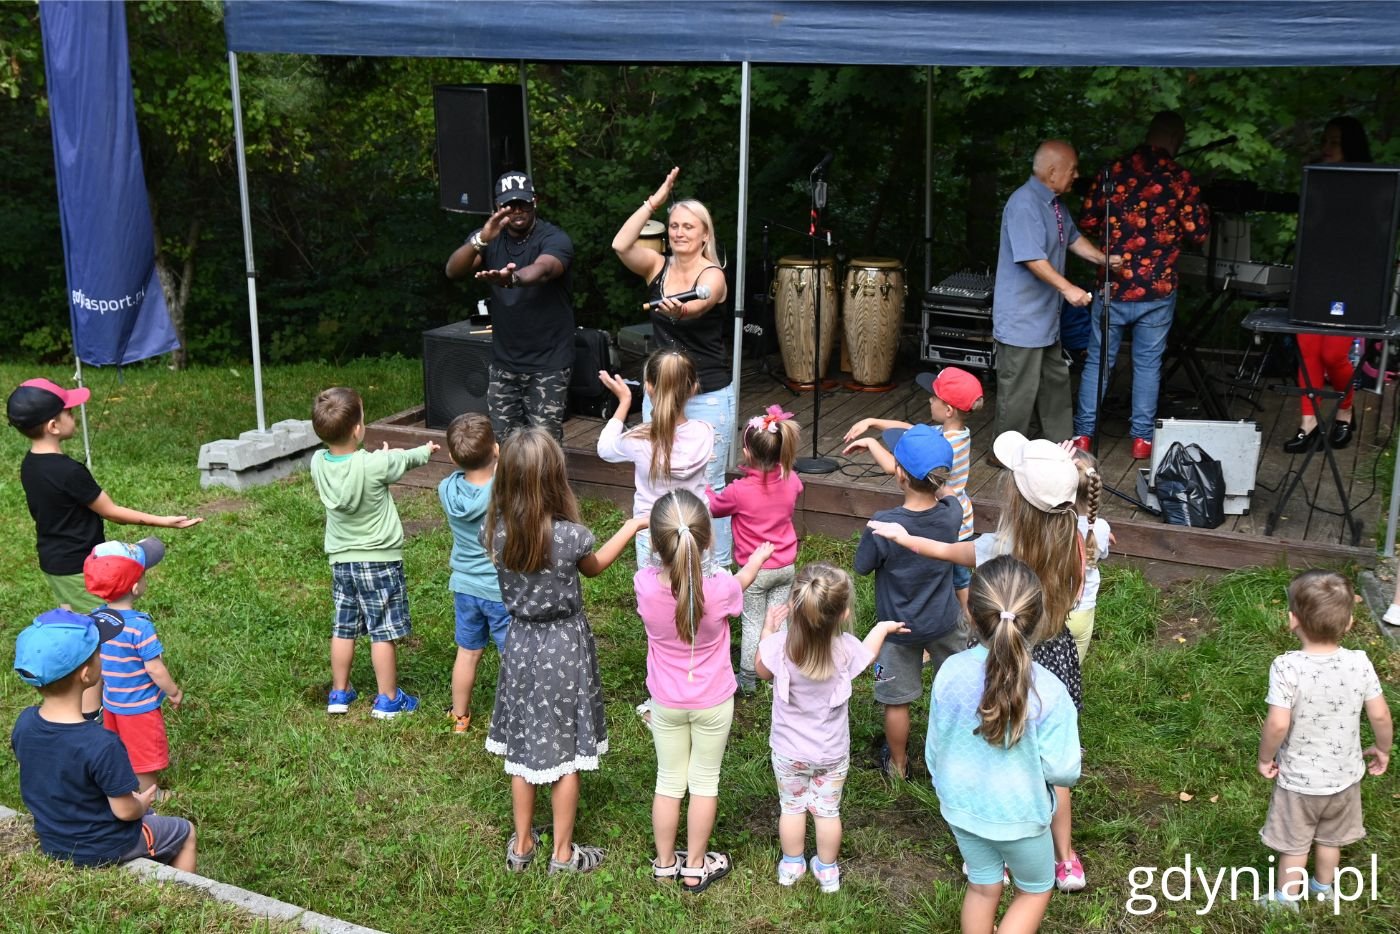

{"left": 483, "top": 428, "right": 645, "bottom": 875}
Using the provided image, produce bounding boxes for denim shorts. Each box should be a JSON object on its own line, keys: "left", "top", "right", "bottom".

{"left": 331, "top": 561, "right": 410, "bottom": 643}
{"left": 952, "top": 563, "right": 972, "bottom": 592}
{"left": 454, "top": 592, "right": 511, "bottom": 652}
{"left": 951, "top": 825, "right": 1055, "bottom": 893}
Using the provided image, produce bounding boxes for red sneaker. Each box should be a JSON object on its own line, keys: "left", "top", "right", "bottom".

{"left": 1131, "top": 438, "right": 1152, "bottom": 460}
{"left": 1071, "top": 436, "right": 1092, "bottom": 452}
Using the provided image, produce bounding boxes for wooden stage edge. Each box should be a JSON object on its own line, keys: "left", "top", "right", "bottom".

{"left": 367, "top": 406, "right": 1375, "bottom": 572}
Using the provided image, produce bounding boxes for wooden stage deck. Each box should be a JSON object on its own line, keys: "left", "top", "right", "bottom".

{"left": 369, "top": 349, "right": 1392, "bottom": 571}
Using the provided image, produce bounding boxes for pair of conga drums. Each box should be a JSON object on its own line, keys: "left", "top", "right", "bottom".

{"left": 771, "top": 256, "right": 905, "bottom": 390}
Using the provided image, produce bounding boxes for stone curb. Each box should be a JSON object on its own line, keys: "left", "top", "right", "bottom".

{"left": 1357, "top": 570, "right": 1400, "bottom": 646}
{"left": 0, "top": 805, "right": 387, "bottom": 934}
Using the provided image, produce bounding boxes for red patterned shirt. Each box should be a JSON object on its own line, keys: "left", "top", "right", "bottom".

{"left": 1078, "top": 144, "right": 1209, "bottom": 301}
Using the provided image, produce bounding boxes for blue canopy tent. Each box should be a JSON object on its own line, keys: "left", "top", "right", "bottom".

{"left": 222, "top": 0, "right": 1400, "bottom": 547}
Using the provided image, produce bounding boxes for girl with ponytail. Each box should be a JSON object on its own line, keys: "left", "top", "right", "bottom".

{"left": 1067, "top": 447, "right": 1111, "bottom": 663}
{"left": 927, "top": 555, "right": 1081, "bottom": 934}
{"left": 755, "top": 563, "right": 908, "bottom": 893}
{"left": 635, "top": 490, "right": 773, "bottom": 892}
{"left": 598, "top": 349, "right": 713, "bottom": 568}
{"left": 867, "top": 430, "right": 1092, "bottom": 892}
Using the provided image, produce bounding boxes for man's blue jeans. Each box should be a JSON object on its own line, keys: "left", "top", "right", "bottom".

{"left": 1074, "top": 294, "right": 1176, "bottom": 442}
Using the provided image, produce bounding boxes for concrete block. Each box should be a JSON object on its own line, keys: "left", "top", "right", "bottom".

{"left": 300, "top": 911, "right": 391, "bottom": 934}
{"left": 0, "top": 803, "right": 19, "bottom": 821}
{"left": 199, "top": 420, "right": 322, "bottom": 492}
{"left": 1357, "top": 570, "right": 1400, "bottom": 645}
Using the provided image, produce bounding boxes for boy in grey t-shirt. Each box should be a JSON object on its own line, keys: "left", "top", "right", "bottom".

{"left": 1256, "top": 570, "right": 1392, "bottom": 909}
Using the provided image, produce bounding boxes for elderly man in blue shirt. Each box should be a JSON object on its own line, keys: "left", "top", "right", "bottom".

{"left": 992, "top": 140, "right": 1119, "bottom": 446}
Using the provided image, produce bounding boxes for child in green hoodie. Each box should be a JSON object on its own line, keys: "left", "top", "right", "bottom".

{"left": 310, "top": 387, "right": 438, "bottom": 719}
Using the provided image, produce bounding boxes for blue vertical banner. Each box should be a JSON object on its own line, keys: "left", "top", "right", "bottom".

{"left": 40, "top": 0, "right": 179, "bottom": 366}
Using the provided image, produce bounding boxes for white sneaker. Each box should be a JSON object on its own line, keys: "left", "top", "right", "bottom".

{"left": 777, "top": 856, "right": 807, "bottom": 886}
{"left": 1383, "top": 604, "right": 1400, "bottom": 626}
{"left": 809, "top": 855, "right": 840, "bottom": 893}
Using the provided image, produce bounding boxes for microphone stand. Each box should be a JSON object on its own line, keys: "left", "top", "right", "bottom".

{"left": 795, "top": 159, "right": 839, "bottom": 475}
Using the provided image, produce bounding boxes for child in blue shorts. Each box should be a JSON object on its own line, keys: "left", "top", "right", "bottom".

{"left": 439, "top": 413, "right": 511, "bottom": 734}
{"left": 310, "top": 387, "right": 437, "bottom": 719}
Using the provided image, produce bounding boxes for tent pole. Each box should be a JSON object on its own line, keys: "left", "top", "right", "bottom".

{"left": 729, "top": 61, "right": 752, "bottom": 471}
{"left": 73, "top": 359, "right": 92, "bottom": 469}
{"left": 519, "top": 61, "right": 533, "bottom": 177}
{"left": 228, "top": 51, "right": 266, "bottom": 432}
{"left": 924, "top": 66, "right": 933, "bottom": 291}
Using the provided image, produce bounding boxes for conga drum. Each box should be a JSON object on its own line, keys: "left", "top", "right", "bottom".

{"left": 771, "top": 256, "right": 838, "bottom": 388}
{"left": 637, "top": 220, "right": 667, "bottom": 254}
{"left": 843, "top": 258, "right": 906, "bottom": 391}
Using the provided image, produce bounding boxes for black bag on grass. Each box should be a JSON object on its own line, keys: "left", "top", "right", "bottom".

{"left": 1153, "top": 442, "right": 1226, "bottom": 529}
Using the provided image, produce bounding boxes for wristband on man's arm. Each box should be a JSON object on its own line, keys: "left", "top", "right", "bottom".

{"left": 469, "top": 231, "right": 488, "bottom": 250}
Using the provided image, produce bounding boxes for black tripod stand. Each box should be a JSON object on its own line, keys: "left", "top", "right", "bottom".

{"left": 795, "top": 153, "right": 839, "bottom": 475}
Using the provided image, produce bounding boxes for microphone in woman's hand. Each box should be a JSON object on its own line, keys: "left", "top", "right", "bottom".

{"left": 641, "top": 284, "right": 711, "bottom": 311}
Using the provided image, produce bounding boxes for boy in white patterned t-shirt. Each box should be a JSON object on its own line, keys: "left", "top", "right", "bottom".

{"left": 1256, "top": 570, "right": 1392, "bottom": 909}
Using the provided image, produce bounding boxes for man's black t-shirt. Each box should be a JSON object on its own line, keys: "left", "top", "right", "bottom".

{"left": 479, "top": 219, "right": 576, "bottom": 373}
{"left": 21, "top": 451, "right": 104, "bottom": 575}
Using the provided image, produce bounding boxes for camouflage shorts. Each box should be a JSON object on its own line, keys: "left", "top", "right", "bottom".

{"left": 488, "top": 365, "right": 570, "bottom": 443}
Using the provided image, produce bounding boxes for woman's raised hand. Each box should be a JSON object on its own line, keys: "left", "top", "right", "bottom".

{"left": 648, "top": 166, "right": 680, "bottom": 211}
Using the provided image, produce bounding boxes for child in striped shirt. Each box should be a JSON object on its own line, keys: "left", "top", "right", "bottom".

{"left": 84, "top": 538, "right": 183, "bottom": 797}
{"left": 843, "top": 367, "right": 984, "bottom": 614}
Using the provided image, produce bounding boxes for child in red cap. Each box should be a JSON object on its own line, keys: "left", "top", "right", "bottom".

{"left": 8, "top": 378, "right": 202, "bottom": 719}
{"left": 85, "top": 538, "right": 184, "bottom": 798}
{"left": 843, "top": 367, "right": 985, "bottom": 614}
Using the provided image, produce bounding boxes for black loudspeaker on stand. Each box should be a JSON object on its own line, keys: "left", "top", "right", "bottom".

{"left": 1291, "top": 164, "right": 1400, "bottom": 330}
{"left": 433, "top": 84, "right": 528, "bottom": 215}
{"left": 423, "top": 321, "right": 493, "bottom": 429}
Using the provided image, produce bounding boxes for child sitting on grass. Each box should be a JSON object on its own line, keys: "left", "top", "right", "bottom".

{"left": 85, "top": 538, "right": 183, "bottom": 798}
{"left": 310, "top": 386, "right": 438, "bottom": 719}
{"left": 11, "top": 609, "right": 196, "bottom": 872}
{"left": 1256, "top": 570, "right": 1392, "bottom": 910}
{"left": 756, "top": 564, "right": 907, "bottom": 893}
{"left": 438, "top": 413, "right": 511, "bottom": 734}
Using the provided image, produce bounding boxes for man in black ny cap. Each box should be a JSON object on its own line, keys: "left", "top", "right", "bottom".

{"left": 445, "top": 170, "right": 576, "bottom": 442}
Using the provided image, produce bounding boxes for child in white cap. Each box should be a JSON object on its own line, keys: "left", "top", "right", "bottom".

{"left": 867, "top": 430, "right": 1092, "bottom": 893}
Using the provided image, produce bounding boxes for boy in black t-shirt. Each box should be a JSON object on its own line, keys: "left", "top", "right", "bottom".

{"left": 10, "top": 609, "right": 196, "bottom": 871}
{"left": 8, "top": 378, "right": 203, "bottom": 613}
{"left": 8, "top": 378, "right": 203, "bottom": 718}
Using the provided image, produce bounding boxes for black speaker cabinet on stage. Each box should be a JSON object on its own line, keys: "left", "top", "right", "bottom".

{"left": 433, "top": 84, "right": 528, "bottom": 214}
{"left": 423, "top": 321, "right": 494, "bottom": 430}
{"left": 1290, "top": 164, "right": 1400, "bottom": 330}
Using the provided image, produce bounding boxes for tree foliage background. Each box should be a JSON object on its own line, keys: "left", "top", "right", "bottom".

{"left": 2, "top": 2, "right": 1397, "bottom": 367}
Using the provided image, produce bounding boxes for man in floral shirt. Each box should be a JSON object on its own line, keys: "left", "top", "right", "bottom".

{"left": 1071, "top": 112, "right": 1210, "bottom": 460}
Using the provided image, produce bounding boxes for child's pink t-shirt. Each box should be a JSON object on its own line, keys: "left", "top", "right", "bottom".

{"left": 635, "top": 566, "right": 743, "bottom": 710}
{"left": 705, "top": 466, "right": 803, "bottom": 568}
{"left": 758, "top": 630, "right": 873, "bottom": 764}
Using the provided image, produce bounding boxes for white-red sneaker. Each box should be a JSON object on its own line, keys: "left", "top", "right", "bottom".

{"left": 1055, "top": 854, "right": 1086, "bottom": 892}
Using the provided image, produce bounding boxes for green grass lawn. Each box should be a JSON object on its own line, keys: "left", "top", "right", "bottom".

{"left": 0, "top": 359, "right": 1396, "bottom": 933}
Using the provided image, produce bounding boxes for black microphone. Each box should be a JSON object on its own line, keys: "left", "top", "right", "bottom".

{"left": 811, "top": 151, "right": 834, "bottom": 177}
{"left": 1177, "top": 134, "right": 1238, "bottom": 158}
{"left": 641, "top": 284, "right": 711, "bottom": 311}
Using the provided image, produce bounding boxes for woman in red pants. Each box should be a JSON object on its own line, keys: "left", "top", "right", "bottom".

{"left": 1284, "top": 116, "right": 1372, "bottom": 454}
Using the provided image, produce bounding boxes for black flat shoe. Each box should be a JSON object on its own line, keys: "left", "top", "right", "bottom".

{"left": 1283, "top": 426, "right": 1321, "bottom": 454}
{"left": 1329, "top": 419, "right": 1354, "bottom": 449}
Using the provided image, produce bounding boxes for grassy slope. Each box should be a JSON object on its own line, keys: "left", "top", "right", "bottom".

{"left": 0, "top": 360, "right": 1395, "bottom": 934}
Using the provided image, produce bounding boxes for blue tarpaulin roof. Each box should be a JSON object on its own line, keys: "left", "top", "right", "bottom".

{"left": 223, "top": 1, "right": 1400, "bottom": 67}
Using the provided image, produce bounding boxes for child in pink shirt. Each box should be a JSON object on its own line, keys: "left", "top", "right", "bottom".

{"left": 707, "top": 405, "right": 802, "bottom": 693}
{"left": 636, "top": 490, "right": 773, "bottom": 893}
{"left": 598, "top": 351, "right": 714, "bottom": 569}
{"left": 755, "top": 563, "right": 907, "bottom": 893}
